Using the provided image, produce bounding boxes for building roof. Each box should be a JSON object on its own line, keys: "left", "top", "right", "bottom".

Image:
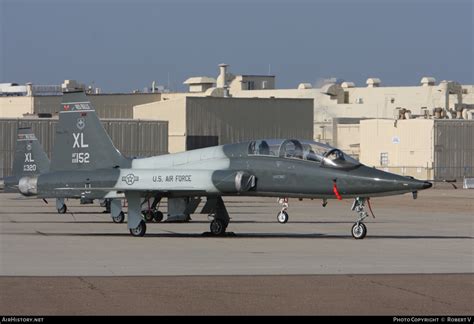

{"left": 240, "top": 75, "right": 275, "bottom": 78}
{"left": 183, "top": 77, "right": 216, "bottom": 85}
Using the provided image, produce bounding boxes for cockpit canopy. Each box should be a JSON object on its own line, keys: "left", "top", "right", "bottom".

{"left": 247, "top": 139, "right": 360, "bottom": 169}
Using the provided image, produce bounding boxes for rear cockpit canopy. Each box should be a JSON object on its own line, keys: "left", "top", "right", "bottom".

{"left": 247, "top": 139, "right": 360, "bottom": 169}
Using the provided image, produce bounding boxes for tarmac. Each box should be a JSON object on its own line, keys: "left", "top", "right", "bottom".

{"left": 0, "top": 189, "right": 473, "bottom": 315}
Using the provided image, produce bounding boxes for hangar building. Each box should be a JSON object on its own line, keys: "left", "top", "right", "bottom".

{"left": 360, "top": 119, "right": 474, "bottom": 181}
{"left": 134, "top": 96, "right": 313, "bottom": 152}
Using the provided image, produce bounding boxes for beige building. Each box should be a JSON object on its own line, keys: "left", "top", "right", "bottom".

{"left": 179, "top": 64, "right": 473, "bottom": 159}
{"left": 0, "top": 96, "right": 34, "bottom": 118}
{"left": 231, "top": 78, "right": 473, "bottom": 146}
{"left": 134, "top": 96, "right": 313, "bottom": 153}
{"left": 0, "top": 80, "right": 161, "bottom": 119}
{"left": 0, "top": 93, "right": 161, "bottom": 119}
{"left": 360, "top": 119, "right": 474, "bottom": 181}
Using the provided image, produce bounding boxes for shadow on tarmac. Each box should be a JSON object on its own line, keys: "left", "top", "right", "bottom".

{"left": 1, "top": 220, "right": 362, "bottom": 224}
{"left": 4, "top": 231, "right": 472, "bottom": 240}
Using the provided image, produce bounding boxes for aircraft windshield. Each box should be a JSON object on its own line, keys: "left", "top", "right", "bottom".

{"left": 247, "top": 139, "right": 360, "bottom": 169}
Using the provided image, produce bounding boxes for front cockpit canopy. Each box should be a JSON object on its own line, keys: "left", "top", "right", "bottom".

{"left": 247, "top": 139, "right": 360, "bottom": 169}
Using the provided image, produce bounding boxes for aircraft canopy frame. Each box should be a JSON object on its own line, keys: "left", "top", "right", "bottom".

{"left": 247, "top": 139, "right": 360, "bottom": 169}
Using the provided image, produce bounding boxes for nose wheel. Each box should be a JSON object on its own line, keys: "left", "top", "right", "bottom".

{"left": 351, "top": 222, "right": 367, "bottom": 239}
{"left": 277, "top": 210, "right": 289, "bottom": 224}
{"left": 277, "top": 197, "right": 289, "bottom": 224}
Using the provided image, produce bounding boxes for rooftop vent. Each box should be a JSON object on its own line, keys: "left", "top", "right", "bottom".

{"left": 420, "top": 77, "right": 436, "bottom": 86}
{"left": 297, "top": 83, "right": 312, "bottom": 89}
{"left": 341, "top": 81, "right": 355, "bottom": 88}
{"left": 366, "top": 78, "right": 381, "bottom": 88}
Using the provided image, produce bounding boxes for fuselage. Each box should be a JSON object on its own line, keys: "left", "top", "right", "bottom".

{"left": 33, "top": 139, "right": 431, "bottom": 199}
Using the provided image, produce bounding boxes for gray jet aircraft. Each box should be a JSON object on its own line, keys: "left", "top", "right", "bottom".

{"left": 18, "top": 90, "right": 432, "bottom": 239}
{"left": 1, "top": 127, "right": 122, "bottom": 216}
{"left": 1, "top": 127, "right": 68, "bottom": 213}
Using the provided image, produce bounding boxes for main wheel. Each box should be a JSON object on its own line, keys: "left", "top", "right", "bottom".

{"left": 142, "top": 210, "right": 154, "bottom": 222}
{"left": 153, "top": 210, "right": 164, "bottom": 222}
{"left": 130, "top": 220, "right": 147, "bottom": 237}
{"left": 351, "top": 222, "right": 367, "bottom": 239}
{"left": 210, "top": 219, "right": 227, "bottom": 236}
{"left": 277, "top": 211, "right": 289, "bottom": 224}
{"left": 112, "top": 211, "right": 125, "bottom": 223}
{"left": 57, "top": 204, "right": 67, "bottom": 214}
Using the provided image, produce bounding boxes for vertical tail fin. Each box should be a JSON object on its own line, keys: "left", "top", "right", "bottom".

{"left": 12, "top": 127, "right": 50, "bottom": 178}
{"left": 50, "top": 91, "right": 130, "bottom": 171}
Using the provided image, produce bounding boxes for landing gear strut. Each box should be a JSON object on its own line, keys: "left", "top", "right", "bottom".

{"left": 350, "top": 197, "right": 369, "bottom": 239}
{"left": 276, "top": 198, "right": 289, "bottom": 224}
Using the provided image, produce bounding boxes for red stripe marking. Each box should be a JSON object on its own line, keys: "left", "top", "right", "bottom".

{"left": 333, "top": 182, "right": 342, "bottom": 200}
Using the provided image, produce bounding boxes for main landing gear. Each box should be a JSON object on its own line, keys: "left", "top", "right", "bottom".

{"left": 210, "top": 219, "right": 228, "bottom": 236}
{"left": 276, "top": 197, "right": 289, "bottom": 224}
{"left": 142, "top": 209, "right": 164, "bottom": 223}
{"left": 126, "top": 192, "right": 148, "bottom": 237}
{"left": 350, "top": 197, "right": 371, "bottom": 239}
{"left": 141, "top": 195, "right": 164, "bottom": 223}
{"left": 129, "top": 220, "right": 147, "bottom": 237}
{"left": 109, "top": 199, "right": 125, "bottom": 223}
{"left": 112, "top": 211, "right": 125, "bottom": 223}
{"left": 205, "top": 197, "right": 230, "bottom": 236}
{"left": 57, "top": 204, "right": 67, "bottom": 214}
{"left": 56, "top": 198, "right": 67, "bottom": 214}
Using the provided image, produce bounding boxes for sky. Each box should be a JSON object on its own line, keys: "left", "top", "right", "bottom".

{"left": 0, "top": 0, "right": 472, "bottom": 93}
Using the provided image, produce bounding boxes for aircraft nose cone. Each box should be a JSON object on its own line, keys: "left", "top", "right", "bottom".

{"left": 406, "top": 178, "right": 432, "bottom": 191}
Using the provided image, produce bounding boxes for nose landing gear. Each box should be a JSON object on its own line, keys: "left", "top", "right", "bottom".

{"left": 277, "top": 198, "right": 289, "bottom": 224}
{"left": 350, "top": 197, "right": 372, "bottom": 239}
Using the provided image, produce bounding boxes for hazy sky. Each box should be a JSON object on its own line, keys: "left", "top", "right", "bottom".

{"left": 1, "top": 0, "right": 472, "bottom": 92}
